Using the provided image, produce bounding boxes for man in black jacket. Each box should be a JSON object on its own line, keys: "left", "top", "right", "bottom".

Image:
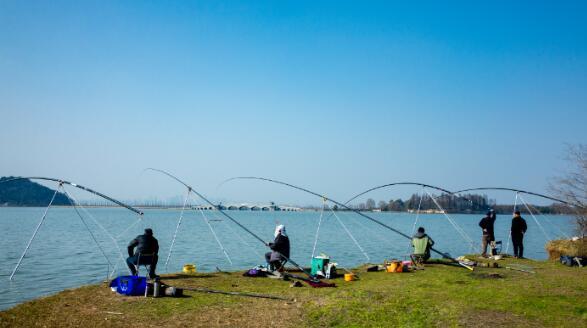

{"left": 511, "top": 211, "right": 528, "bottom": 258}
{"left": 127, "top": 228, "right": 159, "bottom": 278}
{"left": 479, "top": 210, "right": 496, "bottom": 257}
{"left": 265, "top": 224, "right": 290, "bottom": 272}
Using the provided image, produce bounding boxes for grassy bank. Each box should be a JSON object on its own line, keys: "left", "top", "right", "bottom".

{"left": 1, "top": 258, "right": 585, "bottom": 327}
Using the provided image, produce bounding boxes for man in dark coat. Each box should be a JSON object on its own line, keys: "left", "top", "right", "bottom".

{"left": 511, "top": 211, "right": 528, "bottom": 258}
{"left": 127, "top": 228, "right": 159, "bottom": 278}
{"left": 479, "top": 210, "right": 496, "bottom": 257}
{"left": 265, "top": 224, "right": 290, "bottom": 271}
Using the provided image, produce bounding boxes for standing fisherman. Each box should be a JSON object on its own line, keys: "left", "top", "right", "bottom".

{"left": 265, "top": 224, "right": 290, "bottom": 272}
{"left": 510, "top": 211, "right": 528, "bottom": 258}
{"left": 479, "top": 209, "right": 496, "bottom": 257}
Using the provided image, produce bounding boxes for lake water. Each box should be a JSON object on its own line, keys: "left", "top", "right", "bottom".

{"left": 0, "top": 207, "right": 575, "bottom": 310}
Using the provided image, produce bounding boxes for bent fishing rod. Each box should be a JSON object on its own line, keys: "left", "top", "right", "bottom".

{"left": 221, "top": 177, "right": 459, "bottom": 262}
{"left": 0, "top": 176, "right": 143, "bottom": 215}
{"left": 343, "top": 182, "right": 458, "bottom": 205}
{"left": 316, "top": 181, "right": 471, "bottom": 239}
{"left": 452, "top": 187, "right": 585, "bottom": 209}
{"left": 2, "top": 176, "right": 142, "bottom": 279}
{"left": 144, "top": 168, "right": 317, "bottom": 279}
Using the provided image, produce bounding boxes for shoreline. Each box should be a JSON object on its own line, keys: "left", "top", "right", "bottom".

{"left": 0, "top": 205, "right": 573, "bottom": 215}
{"left": 1, "top": 258, "right": 585, "bottom": 327}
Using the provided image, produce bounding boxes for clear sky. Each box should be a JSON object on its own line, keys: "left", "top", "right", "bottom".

{"left": 1, "top": 1, "right": 586, "bottom": 205}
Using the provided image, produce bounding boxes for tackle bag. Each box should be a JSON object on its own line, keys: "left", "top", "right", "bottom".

{"left": 243, "top": 268, "right": 268, "bottom": 277}
{"left": 560, "top": 256, "right": 585, "bottom": 267}
{"left": 385, "top": 260, "right": 403, "bottom": 273}
{"left": 110, "top": 275, "right": 147, "bottom": 296}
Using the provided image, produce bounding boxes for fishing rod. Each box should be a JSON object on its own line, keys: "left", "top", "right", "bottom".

{"left": 221, "top": 177, "right": 461, "bottom": 263}
{"left": 144, "top": 168, "right": 318, "bottom": 280}
{"left": 0, "top": 176, "right": 143, "bottom": 215}
{"left": 2, "top": 176, "right": 142, "bottom": 279}
{"left": 172, "top": 285, "right": 294, "bottom": 301}
{"left": 329, "top": 182, "right": 472, "bottom": 231}
{"left": 343, "top": 182, "right": 459, "bottom": 205}
{"left": 452, "top": 187, "right": 585, "bottom": 209}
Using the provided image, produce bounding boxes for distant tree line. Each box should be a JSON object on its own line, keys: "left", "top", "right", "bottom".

{"left": 345, "top": 193, "right": 572, "bottom": 214}
{"left": 0, "top": 177, "right": 71, "bottom": 206}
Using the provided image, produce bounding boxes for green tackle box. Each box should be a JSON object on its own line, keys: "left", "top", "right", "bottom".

{"left": 311, "top": 256, "right": 329, "bottom": 276}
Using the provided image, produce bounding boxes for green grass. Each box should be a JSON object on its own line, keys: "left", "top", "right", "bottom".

{"left": 1, "top": 258, "right": 585, "bottom": 327}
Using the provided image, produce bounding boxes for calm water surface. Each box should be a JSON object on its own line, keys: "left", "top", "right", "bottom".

{"left": 0, "top": 207, "right": 574, "bottom": 310}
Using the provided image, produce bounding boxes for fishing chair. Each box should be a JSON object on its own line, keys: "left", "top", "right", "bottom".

{"left": 490, "top": 241, "right": 502, "bottom": 256}
{"left": 270, "top": 258, "right": 288, "bottom": 272}
{"left": 410, "top": 254, "right": 426, "bottom": 270}
{"left": 134, "top": 252, "right": 155, "bottom": 278}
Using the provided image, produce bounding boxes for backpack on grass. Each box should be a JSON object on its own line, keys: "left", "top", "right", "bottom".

{"left": 110, "top": 275, "right": 147, "bottom": 296}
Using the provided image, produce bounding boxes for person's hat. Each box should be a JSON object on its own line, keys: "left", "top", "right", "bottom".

{"left": 145, "top": 228, "right": 153, "bottom": 235}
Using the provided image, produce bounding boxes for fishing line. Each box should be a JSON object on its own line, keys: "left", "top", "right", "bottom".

{"left": 115, "top": 216, "right": 143, "bottom": 239}
{"left": 0, "top": 177, "right": 143, "bottom": 215}
{"left": 505, "top": 192, "right": 519, "bottom": 254}
{"left": 525, "top": 202, "right": 570, "bottom": 239}
{"left": 310, "top": 198, "right": 327, "bottom": 260}
{"left": 452, "top": 187, "right": 584, "bottom": 209}
{"left": 317, "top": 182, "right": 465, "bottom": 229}
{"left": 221, "top": 176, "right": 457, "bottom": 262}
{"left": 164, "top": 188, "right": 191, "bottom": 271}
{"left": 330, "top": 209, "right": 371, "bottom": 262}
{"left": 406, "top": 187, "right": 425, "bottom": 256}
{"left": 145, "top": 168, "right": 315, "bottom": 279}
{"left": 110, "top": 215, "right": 145, "bottom": 276}
{"left": 3, "top": 177, "right": 142, "bottom": 279}
{"left": 519, "top": 194, "right": 552, "bottom": 242}
{"left": 61, "top": 186, "right": 113, "bottom": 276}
{"left": 196, "top": 206, "right": 233, "bottom": 266}
{"left": 65, "top": 189, "right": 127, "bottom": 270}
{"left": 424, "top": 188, "right": 477, "bottom": 252}
{"left": 341, "top": 211, "right": 395, "bottom": 249}
{"left": 210, "top": 210, "right": 263, "bottom": 259}
{"left": 9, "top": 185, "right": 60, "bottom": 280}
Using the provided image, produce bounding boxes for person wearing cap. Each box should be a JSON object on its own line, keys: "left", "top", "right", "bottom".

{"left": 265, "top": 224, "right": 290, "bottom": 272}
{"left": 411, "top": 226, "right": 435, "bottom": 263}
{"left": 479, "top": 209, "right": 497, "bottom": 257}
{"left": 127, "top": 228, "right": 159, "bottom": 278}
{"left": 510, "top": 211, "right": 528, "bottom": 258}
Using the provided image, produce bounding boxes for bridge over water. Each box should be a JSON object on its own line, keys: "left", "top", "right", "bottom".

{"left": 192, "top": 203, "right": 301, "bottom": 211}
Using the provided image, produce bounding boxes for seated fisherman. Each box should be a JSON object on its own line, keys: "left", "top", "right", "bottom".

{"left": 265, "top": 224, "right": 290, "bottom": 272}
{"left": 411, "top": 227, "right": 435, "bottom": 264}
{"left": 127, "top": 228, "right": 159, "bottom": 279}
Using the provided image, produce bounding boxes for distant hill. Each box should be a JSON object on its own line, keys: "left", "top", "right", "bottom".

{"left": 0, "top": 177, "right": 71, "bottom": 206}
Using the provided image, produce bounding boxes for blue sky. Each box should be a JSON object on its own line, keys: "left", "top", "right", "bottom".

{"left": 1, "top": 1, "right": 586, "bottom": 205}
